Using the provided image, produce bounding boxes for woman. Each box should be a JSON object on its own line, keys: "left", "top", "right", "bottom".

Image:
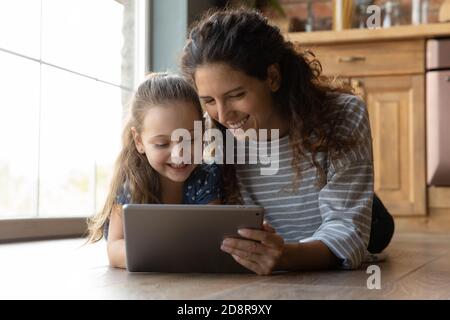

{"left": 181, "top": 8, "right": 394, "bottom": 275}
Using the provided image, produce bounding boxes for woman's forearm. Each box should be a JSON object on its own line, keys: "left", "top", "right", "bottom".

{"left": 276, "top": 240, "right": 341, "bottom": 271}
{"left": 107, "top": 239, "right": 126, "bottom": 269}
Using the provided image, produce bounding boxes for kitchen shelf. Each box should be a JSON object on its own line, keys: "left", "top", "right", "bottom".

{"left": 285, "top": 22, "right": 450, "bottom": 44}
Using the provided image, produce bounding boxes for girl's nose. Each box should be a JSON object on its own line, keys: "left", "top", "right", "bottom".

{"left": 170, "top": 142, "right": 192, "bottom": 164}
{"left": 170, "top": 143, "right": 183, "bottom": 164}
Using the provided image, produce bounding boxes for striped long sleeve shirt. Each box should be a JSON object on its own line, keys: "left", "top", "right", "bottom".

{"left": 235, "top": 94, "right": 374, "bottom": 269}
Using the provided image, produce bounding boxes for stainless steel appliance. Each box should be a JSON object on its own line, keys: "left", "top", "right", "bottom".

{"left": 426, "top": 38, "right": 450, "bottom": 186}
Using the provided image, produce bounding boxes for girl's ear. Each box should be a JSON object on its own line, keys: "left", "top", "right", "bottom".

{"left": 267, "top": 63, "right": 281, "bottom": 92}
{"left": 131, "top": 127, "right": 145, "bottom": 154}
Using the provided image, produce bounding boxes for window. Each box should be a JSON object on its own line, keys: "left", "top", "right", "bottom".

{"left": 0, "top": 0, "right": 147, "bottom": 220}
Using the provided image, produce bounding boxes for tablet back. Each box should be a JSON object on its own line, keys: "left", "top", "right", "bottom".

{"left": 123, "top": 204, "right": 264, "bottom": 273}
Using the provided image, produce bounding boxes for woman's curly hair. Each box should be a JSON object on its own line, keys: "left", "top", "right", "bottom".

{"left": 181, "top": 8, "right": 356, "bottom": 204}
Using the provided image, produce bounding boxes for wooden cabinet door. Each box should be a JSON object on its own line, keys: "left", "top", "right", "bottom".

{"left": 352, "top": 75, "right": 426, "bottom": 216}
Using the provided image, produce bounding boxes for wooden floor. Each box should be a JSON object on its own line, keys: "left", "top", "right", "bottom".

{"left": 1, "top": 231, "right": 449, "bottom": 299}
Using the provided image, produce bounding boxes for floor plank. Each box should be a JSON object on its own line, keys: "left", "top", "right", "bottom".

{"left": 1, "top": 232, "right": 449, "bottom": 299}
{"left": 376, "top": 253, "right": 450, "bottom": 299}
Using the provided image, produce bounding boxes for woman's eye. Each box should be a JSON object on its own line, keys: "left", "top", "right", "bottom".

{"left": 229, "top": 92, "right": 245, "bottom": 99}
{"left": 154, "top": 143, "right": 169, "bottom": 149}
{"left": 203, "top": 99, "right": 215, "bottom": 105}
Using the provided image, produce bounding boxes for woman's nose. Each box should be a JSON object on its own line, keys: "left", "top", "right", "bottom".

{"left": 216, "top": 101, "right": 229, "bottom": 124}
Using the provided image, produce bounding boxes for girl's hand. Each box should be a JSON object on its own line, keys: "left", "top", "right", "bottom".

{"left": 220, "top": 222, "right": 284, "bottom": 275}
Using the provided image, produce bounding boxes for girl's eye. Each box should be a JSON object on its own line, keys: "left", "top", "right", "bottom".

{"left": 154, "top": 143, "right": 169, "bottom": 149}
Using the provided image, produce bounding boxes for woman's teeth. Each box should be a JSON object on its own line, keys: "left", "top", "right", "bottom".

{"left": 228, "top": 115, "right": 249, "bottom": 129}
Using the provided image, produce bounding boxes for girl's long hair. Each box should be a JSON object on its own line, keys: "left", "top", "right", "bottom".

{"left": 87, "top": 73, "right": 203, "bottom": 243}
{"left": 180, "top": 8, "right": 355, "bottom": 204}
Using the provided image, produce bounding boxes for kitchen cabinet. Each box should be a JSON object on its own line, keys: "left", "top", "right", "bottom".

{"left": 352, "top": 75, "right": 426, "bottom": 216}
{"left": 294, "top": 39, "right": 427, "bottom": 216}
{"left": 286, "top": 23, "right": 450, "bottom": 227}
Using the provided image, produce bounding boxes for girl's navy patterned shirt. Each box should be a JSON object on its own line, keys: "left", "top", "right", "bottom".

{"left": 116, "top": 163, "right": 223, "bottom": 205}
{"left": 104, "top": 164, "right": 223, "bottom": 239}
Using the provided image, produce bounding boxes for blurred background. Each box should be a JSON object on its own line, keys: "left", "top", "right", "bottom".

{"left": 254, "top": 0, "right": 446, "bottom": 32}
{"left": 1, "top": 0, "right": 449, "bottom": 239}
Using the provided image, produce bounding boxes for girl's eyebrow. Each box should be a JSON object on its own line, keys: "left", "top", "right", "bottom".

{"left": 199, "top": 86, "right": 244, "bottom": 99}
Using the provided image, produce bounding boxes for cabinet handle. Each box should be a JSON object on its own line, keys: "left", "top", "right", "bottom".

{"left": 338, "top": 56, "right": 366, "bottom": 63}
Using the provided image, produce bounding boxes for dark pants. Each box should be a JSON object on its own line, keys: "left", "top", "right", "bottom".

{"left": 367, "top": 194, "right": 395, "bottom": 253}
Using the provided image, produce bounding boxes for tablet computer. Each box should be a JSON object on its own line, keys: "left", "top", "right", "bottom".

{"left": 123, "top": 204, "right": 264, "bottom": 273}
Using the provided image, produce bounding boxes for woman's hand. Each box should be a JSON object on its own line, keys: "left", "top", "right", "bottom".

{"left": 220, "top": 222, "right": 284, "bottom": 275}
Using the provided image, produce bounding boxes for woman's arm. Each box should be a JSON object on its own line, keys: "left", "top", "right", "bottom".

{"left": 221, "top": 224, "right": 340, "bottom": 275}
{"left": 222, "top": 96, "right": 374, "bottom": 274}
{"left": 277, "top": 241, "right": 341, "bottom": 271}
{"left": 107, "top": 204, "right": 126, "bottom": 269}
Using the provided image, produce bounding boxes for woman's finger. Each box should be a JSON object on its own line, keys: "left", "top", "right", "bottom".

{"left": 221, "top": 239, "right": 282, "bottom": 275}
{"left": 222, "top": 238, "right": 263, "bottom": 254}
{"left": 230, "top": 254, "right": 266, "bottom": 275}
{"left": 262, "top": 221, "right": 276, "bottom": 233}
{"left": 237, "top": 228, "right": 284, "bottom": 248}
{"left": 237, "top": 228, "right": 270, "bottom": 242}
{"left": 221, "top": 244, "right": 260, "bottom": 263}
{"left": 222, "top": 237, "right": 282, "bottom": 261}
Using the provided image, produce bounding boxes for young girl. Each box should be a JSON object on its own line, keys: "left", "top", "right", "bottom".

{"left": 87, "top": 73, "right": 222, "bottom": 269}
{"left": 181, "top": 8, "right": 394, "bottom": 275}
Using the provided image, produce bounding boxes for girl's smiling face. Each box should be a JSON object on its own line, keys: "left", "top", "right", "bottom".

{"left": 132, "top": 101, "right": 200, "bottom": 183}
{"left": 194, "top": 62, "right": 288, "bottom": 139}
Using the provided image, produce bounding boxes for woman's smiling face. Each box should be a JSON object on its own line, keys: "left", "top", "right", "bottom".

{"left": 194, "top": 63, "right": 287, "bottom": 138}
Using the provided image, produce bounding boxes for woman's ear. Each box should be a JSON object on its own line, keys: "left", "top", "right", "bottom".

{"left": 131, "top": 127, "right": 145, "bottom": 154}
{"left": 267, "top": 64, "right": 281, "bottom": 92}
